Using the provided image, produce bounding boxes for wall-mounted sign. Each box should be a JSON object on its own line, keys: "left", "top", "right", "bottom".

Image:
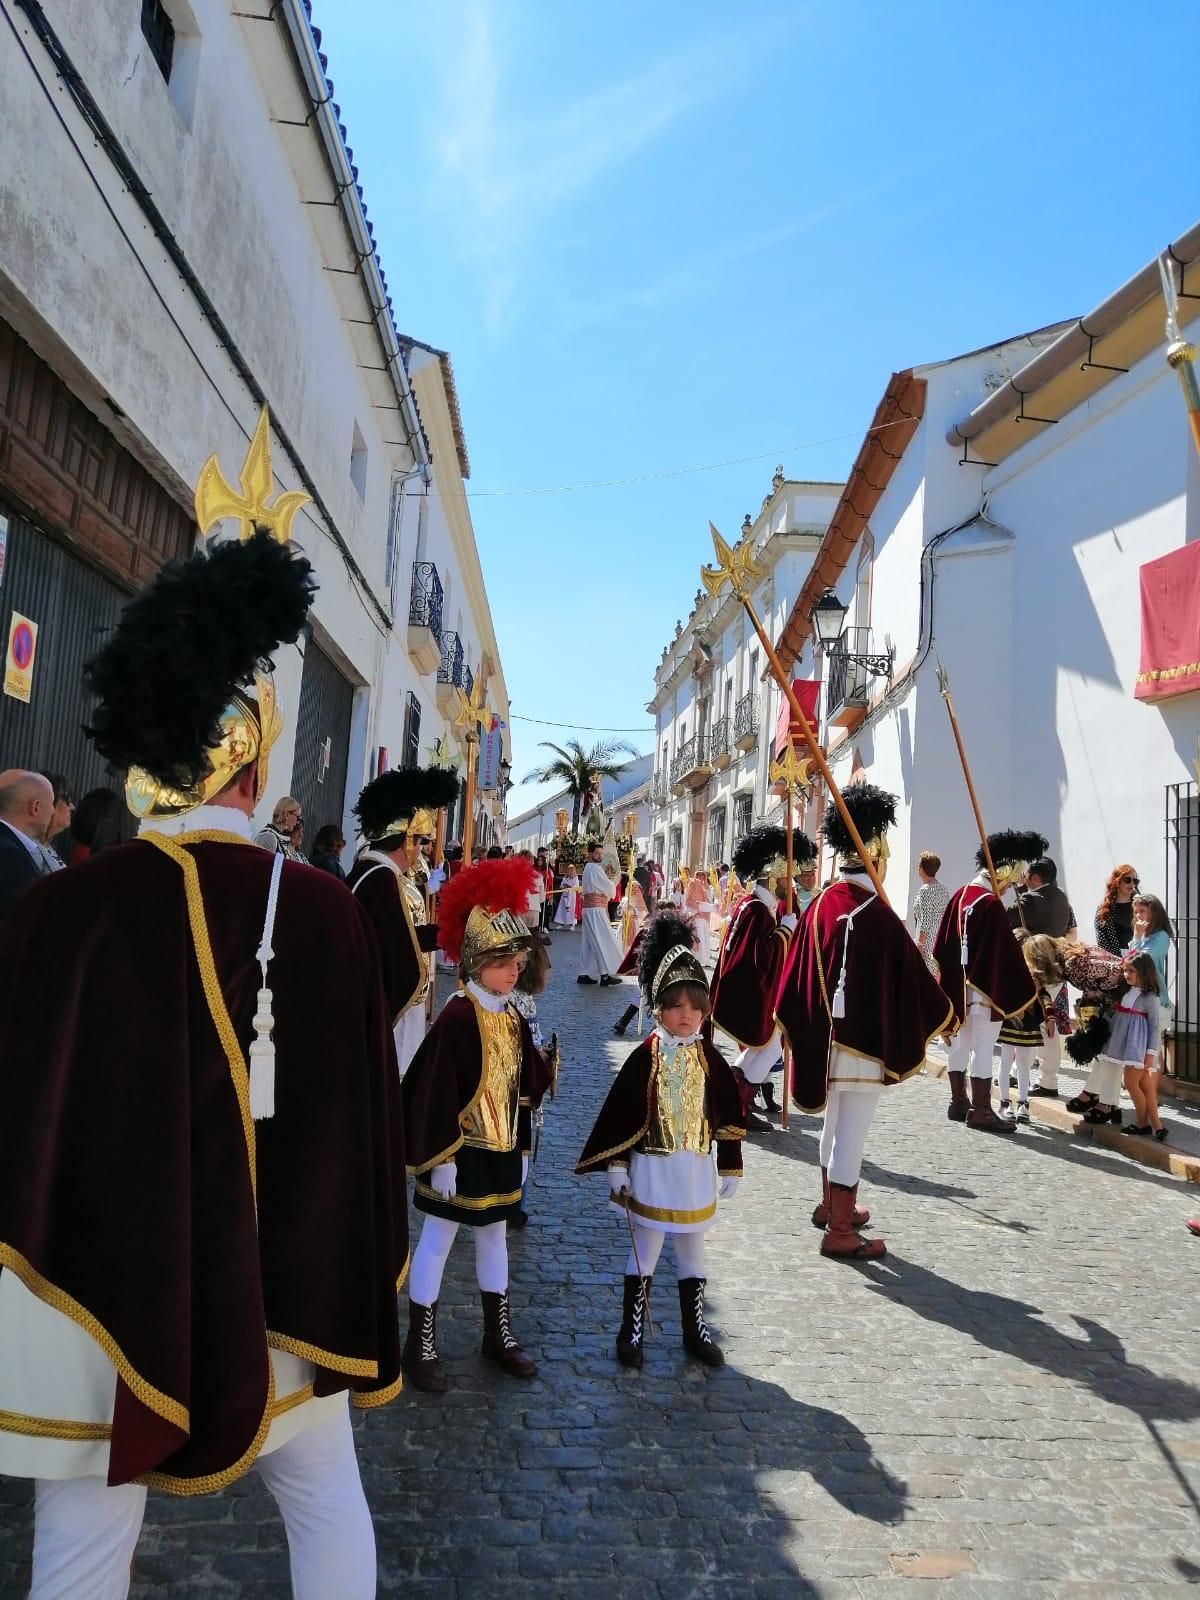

{"left": 4, "top": 611, "right": 37, "bottom": 703}
{"left": 477, "top": 726, "right": 503, "bottom": 791}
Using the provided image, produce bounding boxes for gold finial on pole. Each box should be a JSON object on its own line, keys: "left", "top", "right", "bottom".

{"left": 194, "top": 406, "right": 310, "bottom": 542}
{"left": 702, "top": 524, "right": 889, "bottom": 904}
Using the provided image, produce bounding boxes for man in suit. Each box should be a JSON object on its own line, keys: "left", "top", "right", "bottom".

{"left": 0, "top": 769, "right": 59, "bottom": 924}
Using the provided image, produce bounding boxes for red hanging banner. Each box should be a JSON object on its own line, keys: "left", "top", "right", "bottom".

{"left": 774, "top": 678, "right": 820, "bottom": 756}
{"left": 1135, "top": 544, "right": 1200, "bottom": 702}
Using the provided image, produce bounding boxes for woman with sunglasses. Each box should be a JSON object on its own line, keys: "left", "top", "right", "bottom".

{"left": 1094, "top": 865, "right": 1139, "bottom": 956}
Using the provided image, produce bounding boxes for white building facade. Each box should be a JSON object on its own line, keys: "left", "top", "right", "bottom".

{"left": 777, "top": 224, "right": 1200, "bottom": 1074}
{"left": 646, "top": 474, "right": 842, "bottom": 875}
{"left": 0, "top": 0, "right": 509, "bottom": 856}
{"left": 506, "top": 754, "right": 653, "bottom": 857}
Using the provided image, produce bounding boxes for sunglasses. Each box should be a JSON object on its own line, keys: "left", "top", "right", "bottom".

{"left": 1120, "top": 874, "right": 1138, "bottom": 886}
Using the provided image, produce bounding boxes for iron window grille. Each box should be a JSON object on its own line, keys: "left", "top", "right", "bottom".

{"left": 409, "top": 562, "right": 444, "bottom": 634}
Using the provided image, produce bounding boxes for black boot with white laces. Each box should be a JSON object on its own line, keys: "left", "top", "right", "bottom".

{"left": 616, "top": 1274, "right": 651, "bottom": 1368}
{"left": 678, "top": 1277, "right": 724, "bottom": 1367}
{"left": 401, "top": 1300, "right": 447, "bottom": 1393}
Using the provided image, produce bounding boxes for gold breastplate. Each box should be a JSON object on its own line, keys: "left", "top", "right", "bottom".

{"left": 646, "top": 1038, "right": 710, "bottom": 1155}
{"left": 461, "top": 1000, "right": 522, "bottom": 1152}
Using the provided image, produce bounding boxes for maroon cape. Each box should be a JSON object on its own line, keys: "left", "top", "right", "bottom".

{"left": 576, "top": 1035, "right": 746, "bottom": 1176}
{"left": 932, "top": 883, "right": 1036, "bottom": 1023}
{"left": 777, "top": 879, "right": 955, "bottom": 1113}
{"left": 0, "top": 836, "right": 407, "bottom": 1492}
{"left": 709, "top": 892, "right": 790, "bottom": 1047}
{"left": 347, "top": 856, "right": 425, "bottom": 1023}
{"left": 401, "top": 993, "right": 553, "bottom": 1173}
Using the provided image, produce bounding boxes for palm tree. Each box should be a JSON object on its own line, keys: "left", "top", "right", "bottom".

{"left": 523, "top": 738, "right": 636, "bottom": 832}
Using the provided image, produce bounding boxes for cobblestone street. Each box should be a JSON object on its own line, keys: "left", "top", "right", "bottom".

{"left": 4, "top": 930, "right": 1200, "bottom": 1598}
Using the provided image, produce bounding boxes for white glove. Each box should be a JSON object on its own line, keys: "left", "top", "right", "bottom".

{"left": 608, "top": 1166, "right": 629, "bottom": 1200}
{"left": 430, "top": 1162, "right": 457, "bottom": 1199}
{"left": 427, "top": 866, "right": 447, "bottom": 893}
{"left": 521, "top": 1155, "right": 529, "bottom": 1184}
{"left": 780, "top": 913, "right": 798, "bottom": 932}
{"left": 718, "top": 1175, "right": 740, "bottom": 1200}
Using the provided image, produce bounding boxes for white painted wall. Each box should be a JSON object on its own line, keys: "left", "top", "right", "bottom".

{"left": 822, "top": 321, "right": 1200, "bottom": 933}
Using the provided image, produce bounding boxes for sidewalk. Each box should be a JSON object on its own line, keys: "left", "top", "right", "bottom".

{"left": 926, "top": 1044, "right": 1200, "bottom": 1186}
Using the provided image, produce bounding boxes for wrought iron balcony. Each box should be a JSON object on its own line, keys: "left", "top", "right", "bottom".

{"left": 437, "top": 630, "right": 465, "bottom": 686}
{"left": 733, "top": 691, "right": 759, "bottom": 752}
{"left": 827, "top": 627, "right": 892, "bottom": 727}
{"left": 407, "top": 562, "right": 444, "bottom": 674}
{"left": 709, "top": 714, "right": 731, "bottom": 770}
{"left": 671, "top": 734, "right": 712, "bottom": 793}
{"left": 648, "top": 770, "right": 671, "bottom": 808}
{"left": 436, "top": 631, "right": 466, "bottom": 713}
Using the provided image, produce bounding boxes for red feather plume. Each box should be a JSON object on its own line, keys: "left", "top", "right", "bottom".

{"left": 436, "top": 856, "right": 539, "bottom": 964}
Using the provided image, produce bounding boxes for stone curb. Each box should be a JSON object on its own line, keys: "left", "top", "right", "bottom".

{"left": 1023, "top": 1094, "right": 1200, "bottom": 1185}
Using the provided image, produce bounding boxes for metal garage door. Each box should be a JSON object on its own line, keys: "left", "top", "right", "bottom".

{"left": 290, "top": 633, "right": 354, "bottom": 846}
{"left": 0, "top": 509, "right": 127, "bottom": 795}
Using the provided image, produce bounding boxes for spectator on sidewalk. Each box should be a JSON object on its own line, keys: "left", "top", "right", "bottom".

{"left": 1095, "top": 864, "right": 1138, "bottom": 955}
{"left": 66, "top": 787, "right": 136, "bottom": 862}
{"left": 1011, "top": 857, "right": 1076, "bottom": 1097}
{"left": 40, "top": 771, "right": 74, "bottom": 867}
{"left": 910, "top": 850, "right": 950, "bottom": 975}
{"left": 310, "top": 824, "right": 347, "bottom": 879}
{"left": 256, "top": 796, "right": 305, "bottom": 860}
{"left": 1128, "top": 893, "right": 1173, "bottom": 1073}
{"left": 1083, "top": 951, "right": 1161, "bottom": 1137}
{"left": 0, "top": 770, "right": 58, "bottom": 923}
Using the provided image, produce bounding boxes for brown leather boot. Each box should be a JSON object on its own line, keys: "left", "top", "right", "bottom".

{"left": 811, "top": 1166, "right": 869, "bottom": 1230}
{"left": 947, "top": 1069, "right": 970, "bottom": 1120}
{"left": 821, "top": 1182, "right": 886, "bottom": 1260}
{"left": 967, "top": 1072, "right": 1016, "bottom": 1133}
{"left": 678, "top": 1277, "right": 724, "bottom": 1367}
{"left": 616, "top": 1274, "right": 652, "bottom": 1368}
{"left": 400, "top": 1300, "right": 446, "bottom": 1394}
{"left": 480, "top": 1291, "right": 537, "bottom": 1378}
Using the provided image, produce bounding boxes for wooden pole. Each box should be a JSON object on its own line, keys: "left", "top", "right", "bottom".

{"left": 743, "top": 600, "right": 889, "bottom": 906}
{"left": 462, "top": 734, "right": 478, "bottom": 866}
{"left": 780, "top": 781, "right": 793, "bottom": 1131}
{"left": 936, "top": 664, "right": 1003, "bottom": 902}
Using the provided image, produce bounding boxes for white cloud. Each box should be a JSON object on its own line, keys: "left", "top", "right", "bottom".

{"left": 417, "top": 1, "right": 775, "bottom": 335}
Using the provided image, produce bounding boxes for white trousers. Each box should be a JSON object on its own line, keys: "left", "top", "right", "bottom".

{"left": 1037, "top": 1023, "right": 1062, "bottom": 1090}
{"left": 31, "top": 1400, "right": 375, "bottom": 1600}
{"left": 818, "top": 1084, "right": 882, "bottom": 1187}
{"left": 1093, "top": 1057, "right": 1125, "bottom": 1105}
{"left": 408, "top": 1215, "right": 508, "bottom": 1304}
{"left": 624, "top": 1224, "right": 706, "bottom": 1279}
{"left": 947, "top": 1008, "right": 1002, "bottom": 1081}
{"left": 997, "top": 1044, "right": 1035, "bottom": 1103}
{"left": 736, "top": 1032, "right": 781, "bottom": 1086}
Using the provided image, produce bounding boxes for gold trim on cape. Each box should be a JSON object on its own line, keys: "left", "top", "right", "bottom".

{"left": 266, "top": 1332, "right": 377, "bottom": 1379}
{"left": 0, "top": 1243, "right": 189, "bottom": 1434}
{"left": 0, "top": 1408, "right": 112, "bottom": 1442}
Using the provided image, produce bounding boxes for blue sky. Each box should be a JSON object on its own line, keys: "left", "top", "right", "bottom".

{"left": 315, "top": 0, "right": 1200, "bottom": 816}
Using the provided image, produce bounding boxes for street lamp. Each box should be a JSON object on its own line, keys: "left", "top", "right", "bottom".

{"left": 810, "top": 587, "right": 848, "bottom": 649}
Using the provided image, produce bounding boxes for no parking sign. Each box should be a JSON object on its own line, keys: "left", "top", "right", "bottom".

{"left": 4, "top": 612, "right": 38, "bottom": 703}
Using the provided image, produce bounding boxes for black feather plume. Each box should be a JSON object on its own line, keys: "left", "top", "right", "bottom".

{"left": 84, "top": 531, "right": 316, "bottom": 788}
{"left": 354, "top": 766, "right": 461, "bottom": 838}
{"left": 732, "top": 826, "right": 814, "bottom": 881}
{"left": 637, "top": 911, "right": 696, "bottom": 995}
{"left": 978, "top": 830, "right": 1049, "bottom": 870}
{"left": 821, "top": 783, "right": 896, "bottom": 857}
{"left": 1066, "top": 1011, "right": 1111, "bottom": 1065}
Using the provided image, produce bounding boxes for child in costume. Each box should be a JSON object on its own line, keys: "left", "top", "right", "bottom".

{"left": 577, "top": 913, "right": 747, "bottom": 1369}
{"left": 995, "top": 933, "right": 1060, "bottom": 1124}
{"left": 553, "top": 866, "right": 580, "bottom": 928}
{"left": 401, "top": 858, "right": 554, "bottom": 1392}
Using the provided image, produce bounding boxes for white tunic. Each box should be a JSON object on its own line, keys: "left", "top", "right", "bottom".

{"left": 579, "top": 862, "right": 622, "bottom": 978}
{"left": 610, "top": 1029, "right": 719, "bottom": 1234}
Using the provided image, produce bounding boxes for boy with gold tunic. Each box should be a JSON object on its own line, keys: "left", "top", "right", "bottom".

{"left": 400, "top": 858, "right": 554, "bottom": 1393}
{"left": 577, "top": 913, "right": 746, "bottom": 1370}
